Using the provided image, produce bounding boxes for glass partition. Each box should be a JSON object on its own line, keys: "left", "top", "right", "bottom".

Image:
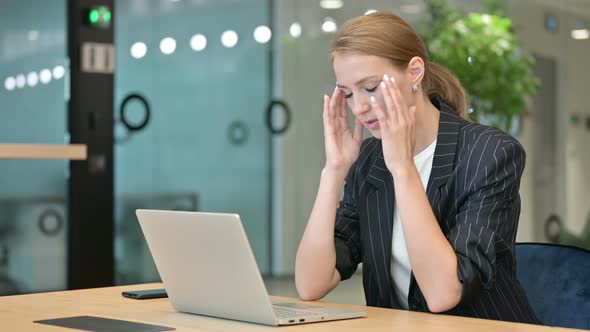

{"left": 0, "top": 0, "right": 68, "bottom": 295}
{"left": 113, "top": 0, "right": 273, "bottom": 284}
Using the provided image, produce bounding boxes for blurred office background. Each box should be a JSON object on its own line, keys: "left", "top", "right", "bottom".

{"left": 0, "top": 0, "right": 588, "bottom": 303}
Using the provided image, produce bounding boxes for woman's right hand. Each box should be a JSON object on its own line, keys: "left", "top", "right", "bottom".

{"left": 323, "top": 87, "right": 364, "bottom": 176}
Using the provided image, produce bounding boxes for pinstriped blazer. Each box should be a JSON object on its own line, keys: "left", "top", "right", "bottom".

{"left": 334, "top": 99, "right": 541, "bottom": 324}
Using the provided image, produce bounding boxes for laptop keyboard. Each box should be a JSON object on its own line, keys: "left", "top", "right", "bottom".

{"left": 273, "top": 306, "right": 323, "bottom": 319}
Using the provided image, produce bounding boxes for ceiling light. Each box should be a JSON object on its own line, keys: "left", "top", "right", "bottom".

{"left": 39, "top": 69, "right": 52, "bottom": 84}
{"left": 253, "top": 25, "right": 272, "bottom": 44}
{"left": 160, "top": 37, "right": 176, "bottom": 55}
{"left": 365, "top": 9, "right": 378, "bottom": 15}
{"left": 190, "top": 34, "right": 207, "bottom": 51}
{"left": 16, "top": 74, "right": 26, "bottom": 88}
{"left": 131, "top": 42, "right": 147, "bottom": 59}
{"left": 321, "top": 17, "right": 337, "bottom": 33}
{"left": 4, "top": 77, "right": 16, "bottom": 91}
{"left": 27, "top": 72, "right": 39, "bottom": 87}
{"left": 571, "top": 29, "right": 589, "bottom": 40}
{"left": 400, "top": 4, "right": 423, "bottom": 14}
{"left": 289, "top": 22, "right": 302, "bottom": 38}
{"left": 221, "top": 30, "right": 238, "bottom": 48}
{"left": 320, "top": 0, "right": 343, "bottom": 9}
{"left": 53, "top": 65, "right": 65, "bottom": 80}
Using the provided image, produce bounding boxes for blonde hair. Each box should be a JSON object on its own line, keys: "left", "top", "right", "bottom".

{"left": 330, "top": 12, "right": 468, "bottom": 118}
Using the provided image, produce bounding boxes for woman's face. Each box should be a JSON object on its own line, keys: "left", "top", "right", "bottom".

{"left": 332, "top": 52, "right": 413, "bottom": 139}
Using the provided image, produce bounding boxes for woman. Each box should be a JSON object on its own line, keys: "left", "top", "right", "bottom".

{"left": 295, "top": 12, "right": 540, "bottom": 324}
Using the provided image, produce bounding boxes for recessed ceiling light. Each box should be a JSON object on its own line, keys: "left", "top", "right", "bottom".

{"left": 160, "top": 37, "right": 176, "bottom": 55}
{"left": 39, "top": 69, "right": 52, "bottom": 84}
{"left": 221, "top": 30, "right": 238, "bottom": 48}
{"left": 4, "top": 77, "right": 16, "bottom": 91}
{"left": 254, "top": 25, "right": 272, "bottom": 44}
{"left": 400, "top": 4, "right": 423, "bottom": 14}
{"left": 320, "top": 0, "right": 343, "bottom": 9}
{"left": 16, "top": 74, "right": 26, "bottom": 88}
{"left": 27, "top": 72, "right": 39, "bottom": 87}
{"left": 289, "top": 22, "right": 302, "bottom": 38}
{"left": 571, "top": 28, "right": 589, "bottom": 40}
{"left": 53, "top": 65, "right": 65, "bottom": 80}
{"left": 131, "top": 42, "right": 148, "bottom": 59}
{"left": 190, "top": 34, "right": 207, "bottom": 51}
{"left": 321, "top": 17, "right": 337, "bottom": 33}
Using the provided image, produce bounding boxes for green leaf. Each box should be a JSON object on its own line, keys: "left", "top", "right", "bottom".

{"left": 422, "top": 0, "right": 540, "bottom": 132}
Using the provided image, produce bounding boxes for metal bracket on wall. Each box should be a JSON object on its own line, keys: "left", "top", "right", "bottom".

{"left": 119, "top": 93, "right": 151, "bottom": 132}
{"left": 115, "top": 93, "right": 151, "bottom": 144}
{"left": 265, "top": 100, "right": 291, "bottom": 135}
{"left": 227, "top": 121, "right": 249, "bottom": 146}
{"left": 38, "top": 209, "right": 64, "bottom": 237}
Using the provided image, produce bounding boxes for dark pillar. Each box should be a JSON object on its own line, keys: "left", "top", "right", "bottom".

{"left": 67, "top": 0, "right": 115, "bottom": 289}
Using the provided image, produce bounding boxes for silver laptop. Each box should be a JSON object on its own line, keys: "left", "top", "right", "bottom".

{"left": 136, "top": 209, "right": 367, "bottom": 326}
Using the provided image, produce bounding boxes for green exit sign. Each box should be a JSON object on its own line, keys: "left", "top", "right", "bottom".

{"left": 83, "top": 6, "right": 112, "bottom": 29}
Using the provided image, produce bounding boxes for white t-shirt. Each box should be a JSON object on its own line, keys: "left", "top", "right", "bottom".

{"left": 390, "top": 139, "right": 437, "bottom": 309}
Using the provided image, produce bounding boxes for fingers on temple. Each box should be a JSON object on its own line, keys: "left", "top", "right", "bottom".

{"left": 388, "top": 76, "right": 409, "bottom": 123}
{"left": 323, "top": 94, "right": 330, "bottom": 125}
{"left": 329, "top": 87, "right": 342, "bottom": 122}
{"left": 380, "top": 80, "right": 396, "bottom": 122}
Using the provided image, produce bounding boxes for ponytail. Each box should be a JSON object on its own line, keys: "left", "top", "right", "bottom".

{"left": 423, "top": 62, "right": 468, "bottom": 118}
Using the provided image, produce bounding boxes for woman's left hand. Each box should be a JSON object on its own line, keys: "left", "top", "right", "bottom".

{"left": 371, "top": 74, "right": 417, "bottom": 177}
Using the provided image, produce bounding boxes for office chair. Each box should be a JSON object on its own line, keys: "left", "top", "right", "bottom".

{"left": 515, "top": 242, "right": 590, "bottom": 329}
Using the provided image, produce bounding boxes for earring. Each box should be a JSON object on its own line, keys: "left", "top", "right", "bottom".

{"left": 411, "top": 84, "right": 418, "bottom": 94}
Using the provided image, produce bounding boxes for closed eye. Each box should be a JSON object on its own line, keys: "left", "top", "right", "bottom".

{"left": 365, "top": 85, "right": 378, "bottom": 93}
{"left": 343, "top": 85, "right": 379, "bottom": 99}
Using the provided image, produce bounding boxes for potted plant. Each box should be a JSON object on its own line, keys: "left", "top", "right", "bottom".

{"left": 419, "top": 0, "right": 540, "bottom": 133}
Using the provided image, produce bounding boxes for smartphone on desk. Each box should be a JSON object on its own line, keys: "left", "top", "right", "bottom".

{"left": 122, "top": 288, "right": 167, "bottom": 300}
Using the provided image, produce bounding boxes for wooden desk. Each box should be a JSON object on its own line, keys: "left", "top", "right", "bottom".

{"left": 0, "top": 283, "right": 580, "bottom": 331}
